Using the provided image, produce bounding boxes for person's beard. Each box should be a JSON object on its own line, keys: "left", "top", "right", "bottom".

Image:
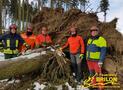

{"left": 71, "top": 32, "right": 77, "bottom": 37}
{"left": 91, "top": 35, "right": 99, "bottom": 39}
{"left": 10, "top": 31, "right": 16, "bottom": 35}
{"left": 26, "top": 31, "right": 33, "bottom": 36}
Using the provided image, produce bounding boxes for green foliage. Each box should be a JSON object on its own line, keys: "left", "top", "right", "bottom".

{"left": 100, "top": 0, "right": 109, "bottom": 21}
{"left": 100, "top": 0, "right": 109, "bottom": 12}
{"left": 56, "top": 0, "right": 64, "bottom": 8}
{"left": 79, "top": 0, "right": 89, "bottom": 11}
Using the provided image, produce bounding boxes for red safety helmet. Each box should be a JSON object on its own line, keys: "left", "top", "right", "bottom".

{"left": 9, "top": 24, "right": 17, "bottom": 30}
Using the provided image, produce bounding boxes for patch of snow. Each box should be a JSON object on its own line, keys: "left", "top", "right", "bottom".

{"left": 24, "top": 53, "right": 41, "bottom": 59}
{"left": 0, "top": 79, "right": 8, "bottom": 82}
{"left": 76, "top": 85, "right": 89, "bottom": 90}
{"left": 50, "top": 48, "right": 55, "bottom": 52}
{"left": 40, "top": 84, "right": 46, "bottom": 89}
{"left": 46, "top": 46, "right": 55, "bottom": 52}
{"left": 8, "top": 80, "right": 15, "bottom": 84}
{"left": 0, "top": 52, "right": 5, "bottom": 61}
{"left": 56, "top": 85, "right": 62, "bottom": 90}
{"left": 9, "top": 53, "right": 41, "bottom": 61}
{"left": 0, "top": 52, "right": 41, "bottom": 61}
{"left": 40, "top": 51, "right": 46, "bottom": 55}
{"left": 15, "top": 80, "right": 21, "bottom": 83}
{"left": 65, "top": 82, "right": 75, "bottom": 90}
{"left": 65, "top": 82, "right": 89, "bottom": 90}
{"left": 34, "top": 82, "right": 46, "bottom": 90}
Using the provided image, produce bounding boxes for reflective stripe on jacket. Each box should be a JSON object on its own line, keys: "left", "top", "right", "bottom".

{"left": 2, "top": 33, "right": 25, "bottom": 54}
{"left": 21, "top": 33, "right": 36, "bottom": 50}
{"left": 86, "top": 36, "right": 107, "bottom": 62}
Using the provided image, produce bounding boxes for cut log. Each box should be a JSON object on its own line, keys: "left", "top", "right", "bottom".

{"left": 0, "top": 53, "right": 45, "bottom": 80}
{"left": 0, "top": 49, "right": 71, "bottom": 83}
{"left": 0, "top": 48, "right": 52, "bottom": 80}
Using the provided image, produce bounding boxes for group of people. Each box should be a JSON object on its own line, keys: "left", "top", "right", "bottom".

{"left": 60, "top": 26, "right": 107, "bottom": 85}
{"left": 0, "top": 24, "right": 52, "bottom": 59}
{"left": 0, "top": 24, "right": 107, "bottom": 86}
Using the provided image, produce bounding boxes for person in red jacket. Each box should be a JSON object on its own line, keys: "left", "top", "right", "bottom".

{"left": 61, "top": 27, "right": 85, "bottom": 84}
{"left": 21, "top": 25, "right": 36, "bottom": 51}
{"left": 36, "top": 26, "right": 52, "bottom": 48}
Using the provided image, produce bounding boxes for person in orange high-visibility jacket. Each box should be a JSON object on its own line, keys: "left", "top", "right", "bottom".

{"left": 61, "top": 27, "right": 85, "bottom": 84}
{"left": 21, "top": 25, "right": 36, "bottom": 51}
{"left": 36, "top": 26, "right": 52, "bottom": 48}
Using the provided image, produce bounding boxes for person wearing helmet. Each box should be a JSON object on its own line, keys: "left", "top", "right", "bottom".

{"left": 20, "top": 25, "right": 36, "bottom": 51}
{"left": 0, "top": 24, "right": 28, "bottom": 59}
{"left": 60, "top": 27, "right": 85, "bottom": 84}
{"left": 36, "top": 26, "right": 52, "bottom": 48}
{"left": 86, "top": 26, "right": 107, "bottom": 85}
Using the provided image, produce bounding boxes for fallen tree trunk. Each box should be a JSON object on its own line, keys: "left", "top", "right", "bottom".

{"left": 0, "top": 54, "right": 45, "bottom": 80}
{"left": 0, "top": 49, "right": 71, "bottom": 84}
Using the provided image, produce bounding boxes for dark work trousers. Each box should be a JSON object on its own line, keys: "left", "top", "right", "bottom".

{"left": 70, "top": 53, "right": 82, "bottom": 82}
{"left": 5, "top": 54, "right": 17, "bottom": 59}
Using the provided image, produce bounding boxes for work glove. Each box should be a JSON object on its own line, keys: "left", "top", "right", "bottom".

{"left": 36, "top": 45, "right": 40, "bottom": 48}
{"left": 79, "top": 54, "right": 84, "bottom": 59}
{"left": 25, "top": 44, "right": 30, "bottom": 49}
{"left": 98, "top": 61, "right": 103, "bottom": 67}
{"left": 59, "top": 47, "right": 63, "bottom": 52}
{"left": 42, "top": 42, "right": 47, "bottom": 47}
{"left": 0, "top": 47, "right": 3, "bottom": 50}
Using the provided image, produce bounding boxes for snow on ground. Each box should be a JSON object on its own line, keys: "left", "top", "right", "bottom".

{"left": 33, "top": 82, "right": 89, "bottom": 90}
{"left": 34, "top": 82, "right": 46, "bottom": 90}
{"left": 0, "top": 52, "right": 41, "bottom": 61}
{"left": 0, "top": 79, "right": 8, "bottom": 83}
{"left": 16, "top": 52, "right": 41, "bottom": 59}
{"left": 0, "top": 52, "right": 5, "bottom": 61}
{"left": 56, "top": 85, "right": 63, "bottom": 90}
{"left": 65, "top": 82, "right": 75, "bottom": 90}
{"left": 0, "top": 50, "right": 48, "bottom": 61}
{"left": 0, "top": 47, "right": 53, "bottom": 61}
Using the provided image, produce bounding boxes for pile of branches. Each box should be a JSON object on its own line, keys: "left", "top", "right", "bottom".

{"left": 39, "top": 50, "right": 72, "bottom": 84}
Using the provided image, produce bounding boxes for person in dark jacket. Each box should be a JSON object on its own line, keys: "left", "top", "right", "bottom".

{"left": 0, "top": 24, "right": 28, "bottom": 59}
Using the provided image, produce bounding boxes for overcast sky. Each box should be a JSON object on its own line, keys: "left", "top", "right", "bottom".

{"left": 90, "top": 0, "right": 123, "bottom": 34}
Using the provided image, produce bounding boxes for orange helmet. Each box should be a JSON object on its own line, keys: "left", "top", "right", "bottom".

{"left": 9, "top": 24, "right": 17, "bottom": 30}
